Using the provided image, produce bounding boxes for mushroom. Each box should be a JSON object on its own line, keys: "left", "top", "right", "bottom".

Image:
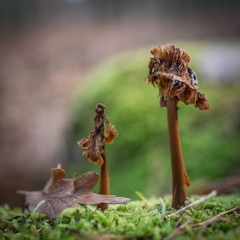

{"left": 78, "top": 103, "right": 118, "bottom": 211}
{"left": 147, "top": 44, "right": 210, "bottom": 208}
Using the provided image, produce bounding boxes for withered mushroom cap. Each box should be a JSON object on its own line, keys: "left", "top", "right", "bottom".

{"left": 78, "top": 103, "right": 106, "bottom": 167}
{"left": 78, "top": 103, "right": 118, "bottom": 167}
{"left": 104, "top": 118, "right": 118, "bottom": 144}
{"left": 78, "top": 137, "right": 104, "bottom": 167}
{"left": 148, "top": 44, "right": 210, "bottom": 110}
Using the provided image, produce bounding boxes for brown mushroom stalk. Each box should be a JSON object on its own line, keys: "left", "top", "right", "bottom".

{"left": 97, "top": 147, "right": 109, "bottom": 211}
{"left": 99, "top": 146, "right": 110, "bottom": 195}
{"left": 167, "top": 95, "right": 189, "bottom": 208}
{"left": 147, "top": 44, "right": 210, "bottom": 208}
{"left": 78, "top": 103, "right": 118, "bottom": 211}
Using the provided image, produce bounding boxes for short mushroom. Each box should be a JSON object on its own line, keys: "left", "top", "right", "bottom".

{"left": 78, "top": 103, "right": 118, "bottom": 211}
{"left": 147, "top": 44, "right": 210, "bottom": 208}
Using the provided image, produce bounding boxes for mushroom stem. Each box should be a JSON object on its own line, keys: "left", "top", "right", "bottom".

{"left": 97, "top": 146, "right": 110, "bottom": 211}
{"left": 166, "top": 95, "right": 188, "bottom": 209}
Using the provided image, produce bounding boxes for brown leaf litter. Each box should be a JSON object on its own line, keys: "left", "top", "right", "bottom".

{"left": 18, "top": 164, "right": 130, "bottom": 219}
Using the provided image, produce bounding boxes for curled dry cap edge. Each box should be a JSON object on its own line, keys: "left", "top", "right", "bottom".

{"left": 148, "top": 44, "right": 210, "bottom": 110}
{"left": 78, "top": 103, "right": 118, "bottom": 167}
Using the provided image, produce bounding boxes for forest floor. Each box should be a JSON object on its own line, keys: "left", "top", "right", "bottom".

{"left": 1, "top": 192, "right": 240, "bottom": 240}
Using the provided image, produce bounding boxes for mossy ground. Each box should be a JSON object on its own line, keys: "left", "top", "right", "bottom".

{"left": 1, "top": 193, "right": 240, "bottom": 240}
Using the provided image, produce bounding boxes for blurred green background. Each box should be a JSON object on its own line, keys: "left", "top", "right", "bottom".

{"left": 1, "top": 1, "right": 240, "bottom": 207}
{"left": 67, "top": 42, "right": 240, "bottom": 200}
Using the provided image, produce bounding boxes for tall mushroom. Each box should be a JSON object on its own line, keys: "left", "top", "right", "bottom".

{"left": 78, "top": 103, "right": 118, "bottom": 211}
{"left": 147, "top": 44, "right": 210, "bottom": 208}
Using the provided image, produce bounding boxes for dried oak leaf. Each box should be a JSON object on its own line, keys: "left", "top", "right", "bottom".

{"left": 148, "top": 44, "right": 210, "bottom": 110}
{"left": 18, "top": 164, "right": 130, "bottom": 219}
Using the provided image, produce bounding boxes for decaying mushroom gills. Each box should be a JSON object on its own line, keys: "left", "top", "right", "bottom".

{"left": 147, "top": 44, "right": 210, "bottom": 208}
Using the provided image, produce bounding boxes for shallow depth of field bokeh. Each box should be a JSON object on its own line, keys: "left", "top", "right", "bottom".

{"left": 1, "top": 0, "right": 240, "bottom": 207}
{"left": 68, "top": 43, "right": 240, "bottom": 199}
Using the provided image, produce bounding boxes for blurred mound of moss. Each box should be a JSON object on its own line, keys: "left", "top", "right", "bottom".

{"left": 68, "top": 42, "right": 240, "bottom": 199}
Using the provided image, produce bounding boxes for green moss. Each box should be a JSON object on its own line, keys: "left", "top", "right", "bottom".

{"left": 67, "top": 42, "right": 240, "bottom": 199}
{"left": 1, "top": 194, "right": 240, "bottom": 239}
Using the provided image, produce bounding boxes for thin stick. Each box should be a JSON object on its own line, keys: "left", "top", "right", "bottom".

{"left": 167, "top": 95, "right": 189, "bottom": 209}
{"left": 221, "top": 214, "right": 240, "bottom": 222}
{"left": 164, "top": 190, "right": 217, "bottom": 220}
{"left": 194, "top": 224, "right": 208, "bottom": 240}
{"left": 193, "top": 205, "right": 240, "bottom": 240}
{"left": 165, "top": 205, "right": 240, "bottom": 240}
{"left": 175, "top": 212, "right": 187, "bottom": 228}
{"left": 163, "top": 219, "right": 193, "bottom": 240}
{"left": 192, "top": 205, "right": 240, "bottom": 228}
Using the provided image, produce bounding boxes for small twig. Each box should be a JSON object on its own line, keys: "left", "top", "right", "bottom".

{"left": 193, "top": 206, "right": 240, "bottom": 240}
{"left": 192, "top": 205, "right": 240, "bottom": 228}
{"left": 221, "top": 214, "right": 240, "bottom": 222}
{"left": 7, "top": 214, "right": 30, "bottom": 223}
{"left": 164, "top": 190, "right": 217, "bottom": 220}
{"left": 194, "top": 224, "right": 208, "bottom": 240}
{"left": 37, "top": 227, "right": 44, "bottom": 234}
{"left": 7, "top": 215, "right": 22, "bottom": 221}
{"left": 163, "top": 219, "right": 193, "bottom": 240}
{"left": 37, "top": 221, "right": 55, "bottom": 234}
{"left": 164, "top": 205, "right": 240, "bottom": 240}
{"left": 175, "top": 212, "right": 186, "bottom": 228}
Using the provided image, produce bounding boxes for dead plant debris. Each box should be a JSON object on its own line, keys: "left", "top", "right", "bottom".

{"left": 18, "top": 164, "right": 130, "bottom": 219}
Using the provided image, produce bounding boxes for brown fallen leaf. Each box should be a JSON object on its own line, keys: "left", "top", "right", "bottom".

{"left": 18, "top": 164, "right": 130, "bottom": 219}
